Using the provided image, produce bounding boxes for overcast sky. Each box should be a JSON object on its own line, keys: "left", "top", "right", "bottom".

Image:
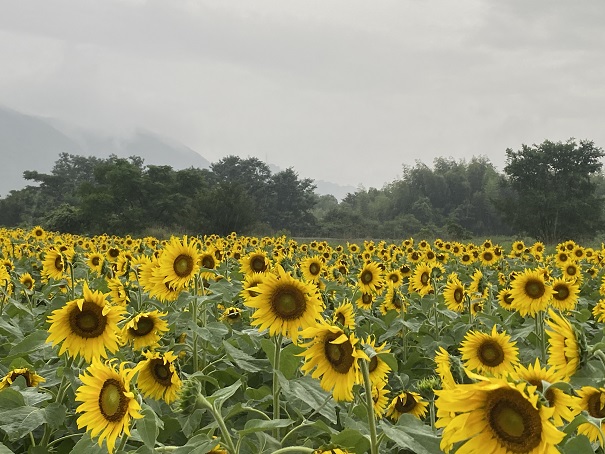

{"left": 1, "top": 0, "right": 604, "bottom": 189}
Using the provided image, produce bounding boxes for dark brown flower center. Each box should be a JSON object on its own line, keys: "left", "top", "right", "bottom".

{"left": 309, "top": 262, "right": 321, "bottom": 276}
{"left": 483, "top": 252, "right": 494, "bottom": 262}
{"left": 271, "top": 284, "right": 307, "bottom": 320}
{"left": 151, "top": 359, "right": 173, "bottom": 387}
{"left": 361, "top": 270, "right": 374, "bottom": 284}
{"left": 565, "top": 266, "right": 577, "bottom": 276}
{"left": 478, "top": 339, "right": 505, "bottom": 367}
{"left": 173, "top": 254, "right": 194, "bottom": 277}
{"left": 54, "top": 255, "right": 63, "bottom": 272}
{"left": 129, "top": 316, "right": 155, "bottom": 337}
{"left": 420, "top": 272, "right": 430, "bottom": 285}
{"left": 525, "top": 279, "right": 545, "bottom": 299}
{"left": 394, "top": 392, "right": 417, "bottom": 414}
{"left": 201, "top": 255, "right": 215, "bottom": 269}
{"left": 587, "top": 392, "right": 605, "bottom": 418}
{"left": 324, "top": 332, "right": 355, "bottom": 374}
{"left": 553, "top": 283, "right": 570, "bottom": 301}
{"left": 91, "top": 257, "right": 100, "bottom": 266}
{"left": 69, "top": 301, "right": 107, "bottom": 338}
{"left": 454, "top": 288, "right": 464, "bottom": 304}
{"left": 250, "top": 256, "right": 267, "bottom": 273}
{"left": 486, "top": 388, "right": 542, "bottom": 453}
{"left": 99, "top": 378, "right": 128, "bottom": 422}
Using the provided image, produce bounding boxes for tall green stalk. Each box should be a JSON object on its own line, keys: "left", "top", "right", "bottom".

{"left": 273, "top": 334, "right": 283, "bottom": 439}
{"left": 360, "top": 358, "right": 379, "bottom": 454}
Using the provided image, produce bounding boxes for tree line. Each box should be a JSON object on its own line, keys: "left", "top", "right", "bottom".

{"left": 1, "top": 138, "right": 603, "bottom": 242}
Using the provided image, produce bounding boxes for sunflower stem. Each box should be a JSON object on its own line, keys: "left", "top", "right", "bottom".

{"left": 271, "top": 448, "right": 314, "bottom": 454}
{"left": 536, "top": 311, "right": 546, "bottom": 363}
{"left": 273, "top": 333, "right": 283, "bottom": 440}
{"left": 190, "top": 295, "right": 199, "bottom": 372}
{"left": 40, "top": 354, "right": 75, "bottom": 448}
{"left": 196, "top": 394, "right": 237, "bottom": 454}
{"left": 360, "top": 358, "right": 379, "bottom": 454}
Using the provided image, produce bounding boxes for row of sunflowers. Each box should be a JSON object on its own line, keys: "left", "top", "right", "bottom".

{"left": 0, "top": 227, "right": 604, "bottom": 453}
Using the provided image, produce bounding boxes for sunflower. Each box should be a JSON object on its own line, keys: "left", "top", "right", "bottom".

{"left": 574, "top": 386, "right": 605, "bottom": 447}
{"left": 365, "top": 336, "right": 391, "bottom": 385}
{"left": 509, "top": 268, "right": 554, "bottom": 317}
{"left": 379, "top": 285, "right": 407, "bottom": 314}
{"left": 561, "top": 262, "right": 582, "bottom": 283}
{"left": 299, "top": 321, "right": 368, "bottom": 401}
{"left": 355, "top": 292, "right": 374, "bottom": 310}
{"left": 593, "top": 299, "right": 605, "bottom": 322}
{"left": 409, "top": 263, "right": 433, "bottom": 296}
{"left": 357, "top": 261, "right": 384, "bottom": 294}
{"left": 435, "top": 377, "right": 565, "bottom": 454}
{"left": 496, "top": 288, "right": 515, "bottom": 311}
{"left": 42, "top": 248, "right": 65, "bottom": 281}
{"left": 240, "top": 272, "right": 266, "bottom": 304}
{"left": 31, "top": 225, "right": 46, "bottom": 241}
{"left": 47, "top": 282, "right": 124, "bottom": 362}
{"left": 75, "top": 360, "right": 142, "bottom": 453}
{"left": 240, "top": 250, "right": 270, "bottom": 275}
{"left": 107, "top": 277, "right": 130, "bottom": 306}
{"left": 220, "top": 306, "right": 243, "bottom": 324}
{"left": 371, "top": 380, "right": 390, "bottom": 419}
{"left": 332, "top": 301, "right": 356, "bottom": 330}
{"left": 19, "top": 272, "right": 35, "bottom": 292}
{"left": 512, "top": 358, "right": 576, "bottom": 427}
{"left": 479, "top": 248, "right": 499, "bottom": 267}
{"left": 385, "top": 269, "right": 403, "bottom": 286}
{"left": 245, "top": 264, "right": 322, "bottom": 340}
{"left": 158, "top": 236, "right": 201, "bottom": 290}
{"left": 135, "top": 351, "right": 182, "bottom": 404}
{"left": 434, "top": 347, "right": 457, "bottom": 390}
{"left": 385, "top": 391, "right": 428, "bottom": 421}
{"left": 86, "top": 251, "right": 105, "bottom": 275}
{"left": 0, "top": 367, "right": 45, "bottom": 390}
{"left": 545, "top": 309, "right": 581, "bottom": 379}
{"left": 300, "top": 256, "right": 324, "bottom": 284}
{"left": 459, "top": 325, "right": 519, "bottom": 377}
{"left": 121, "top": 310, "right": 170, "bottom": 350}
{"left": 549, "top": 278, "right": 580, "bottom": 311}
{"left": 443, "top": 275, "right": 466, "bottom": 312}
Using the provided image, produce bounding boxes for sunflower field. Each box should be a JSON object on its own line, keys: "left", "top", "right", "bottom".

{"left": 1, "top": 227, "right": 605, "bottom": 454}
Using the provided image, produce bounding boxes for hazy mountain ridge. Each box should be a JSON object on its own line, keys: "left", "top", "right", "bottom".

{"left": 0, "top": 106, "right": 356, "bottom": 200}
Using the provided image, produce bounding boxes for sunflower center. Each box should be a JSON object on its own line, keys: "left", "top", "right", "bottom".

{"left": 486, "top": 388, "right": 542, "bottom": 453}
{"left": 173, "top": 254, "right": 194, "bottom": 277}
{"left": 525, "top": 279, "right": 545, "bottom": 299}
{"left": 10, "top": 371, "right": 32, "bottom": 386}
{"left": 99, "top": 379, "right": 128, "bottom": 422}
{"left": 151, "top": 360, "right": 173, "bottom": 386}
{"left": 587, "top": 392, "right": 605, "bottom": 418}
{"left": 54, "top": 255, "right": 63, "bottom": 271}
{"left": 24, "top": 279, "right": 33, "bottom": 289}
{"left": 478, "top": 340, "right": 505, "bottom": 367}
{"left": 394, "top": 392, "right": 417, "bottom": 414}
{"left": 202, "top": 255, "right": 215, "bottom": 269}
{"left": 251, "top": 256, "right": 267, "bottom": 272}
{"left": 565, "top": 266, "right": 577, "bottom": 276}
{"left": 70, "top": 301, "right": 107, "bottom": 338}
{"left": 324, "top": 333, "right": 355, "bottom": 374}
{"left": 420, "top": 272, "right": 430, "bottom": 285}
{"left": 369, "top": 355, "right": 378, "bottom": 373}
{"left": 130, "top": 316, "right": 155, "bottom": 336}
{"left": 309, "top": 263, "right": 321, "bottom": 276}
{"left": 361, "top": 294, "right": 372, "bottom": 306}
{"left": 483, "top": 252, "right": 493, "bottom": 262}
{"left": 92, "top": 257, "right": 100, "bottom": 266}
{"left": 336, "top": 312, "right": 346, "bottom": 325}
{"left": 503, "top": 293, "right": 514, "bottom": 305}
{"left": 360, "top": 270, "right": 374, "bottom": 284}
{"left": 553, "top": 283, "right": 570, "bottom": 301}
{"left": 454, "top": 288, "right": 464, "bottom": 303}
{"left": 271, "top": 286, "right": 306, "bottom": 320}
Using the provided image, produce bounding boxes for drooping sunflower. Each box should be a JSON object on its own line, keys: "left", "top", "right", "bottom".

{"left": 357, "top": 261, "right": 384, "bottom": 295}
{"left": 42, "top": 248, "right": 65, "bottom": 281}
{"left": 574, "top": 386, "right": 605, "bottom": 447}
{"left": 512, "top": 358, "right": 576, "bottom": 427}
{"left": 245, "top": 265, "right": 323, "bottom": 340}
{"left": 0, "top": 367, "right": 45, "bottom": 390}
{"left": 220, "top": 306, "right": 243, "bottom": 324}
{"left": 459, "top": 325, "right": 519, "bottom": 377}
{"left": 593, "top": 298, "right": 605, "bottom": 322}
{"left": 434, "top": 347, "right": 457, "bottom": 390}
{"left": 435, "top": 377, "right": 565, "bottom": 454}
{"left": 509, "top": 268, "right": 554, "bottom": 317}
{"left": 385, "top": 391, "right": 428, "bottom": 421}
{"left": 299, "top": 321, "right": 368, "bottom": 401}
{"left": 443, "top": 275, "right": 466, "bottom": 312}
{"left": 300, "top": 256, "right": 324, "bottom": 284}
{"left": 47, "top": 282, "right": 124, "bottom": 362}
{"left": 545, "top": 309, "right": 581, "bottom": 379}
{"left": 332, "top": 301, "right": 356, "bottom": 330}
{"left": 107, "top": 277, "right": 130, "bottom": 306}
{"left": 135, "top": 351, "right": 182, "bottom": 404}
{"left": 379, "top": 285, "right": 407, "bottom": 314}
{"left": 371, "top": 380, "right": 390, "bottom": 418}
{"left": 365, "top": 336, "right": 391, "bottom": 385}
{"left": 409, "top": 263, "right": 433, "bottom": 296}
{"left": 75, "top": 360, "right": 142, "bottom": 453}
{"left": 549, "top": 278, "right": 580, "bottom": 311}
{"left": 158, "top": 236, "right": 201, "bottom": 290}
{"left": 121, "top": 310, "right": 170, "bottom": 350}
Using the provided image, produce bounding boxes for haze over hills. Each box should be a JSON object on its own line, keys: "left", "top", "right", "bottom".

{"left": 0, "top": 106, "right": 356, "bottom": 200}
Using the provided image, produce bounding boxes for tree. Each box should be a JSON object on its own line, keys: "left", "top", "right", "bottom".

{"left": 502, "top": 139, "right": 604, "bottom": 242}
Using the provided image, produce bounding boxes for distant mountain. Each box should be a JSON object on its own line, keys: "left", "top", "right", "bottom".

{"left": 0, "top": 106, "right": 356, "bottom": 200}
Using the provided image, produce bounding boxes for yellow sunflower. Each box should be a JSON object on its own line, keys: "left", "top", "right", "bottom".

{"left": 220, "top": 306, "right": 243, "bottom": 324}
{"left": 75, "top": 360, "right": 142, "bottom": 453}
{"left": 355, "top": 292, "right": 374, "bottom": 311}
{"left": 357, "top": 261, "right": 384, "bottom": 295}
{"left": 365, "top": 336, "right": 391, "bottom": 385}
{"left": 86, "top": 251, "right": 105, "bottom": 274}
{"left": 379, "top": 285, "right": 407, "bottom": 314}
{"left": 549, "top": 278, "right": 580, "bottom": 311}
{"left": 47, "top": 282, "right": 124, "bottom": 362}
{"left": 158, "top": 236, "right": 201, "bottom": 290}
{"left": 19, "top": 272, "right": 35, "bottom": 292}
{"left": 42, "top": 248, "right": 65, "bottom": 281}
{"left": 332, "top": 301, "right": 356, "bottom": 330}
{"left": 409, "top": 263, "right": 433, "bottom": 296}
{"left": 443, "top": 275, "right": 466, "bottom": 312}
{"left": 435, "top": 377, "right": 565, "bottom": 454}
{"left": 0, "top": 367, "right": 45, "bottom": 390}
{"left": 459, "top": 325, "right": 519, "bottom": 377}
{"left": 299, "top": 321, "right": 368, "bottom": 401}
{"left": 545, "top": 309, "right": 581, "bottom": 379}
{"left": 239, "top": 272, "right": 266, "bottom": 304}
{"left": 107, "top": 277, "right": 130, "bottom": 306}
{"left": 245, "top": 264, "right": 323, "bottom": 340}
{"left": 434, "top": 347, "right": 457, "bottom": 390}
{"left": 371, "top": 380, "right": 390, "bottom": 418}
{"left": 509, "top": 268, "right": 554, "bottom": 317}
{"left": 135, "top": 351, "right": 182, "bottom": 404}
{"left": 574, "top": 386, "right": 605, "bottom": 447}
{"left": 479, "top": 248, "right": 499, "bottom": 267}
{"left": 512, "top": 358, "right": 576, "bottom": 427}
{"left": 300, "top": 256, "right": 324, "bottom": 284}
{"left": 240, "top": 250, "right": 270, "bottom": 275}
{"left": 496, "top": 288, "right": 515, "bottom": 311}
{"left": 385, "top": 391, "right": 428, "bottom": 421}
{"left": 121, "top": 310, "right": 170, "bottom": 350}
